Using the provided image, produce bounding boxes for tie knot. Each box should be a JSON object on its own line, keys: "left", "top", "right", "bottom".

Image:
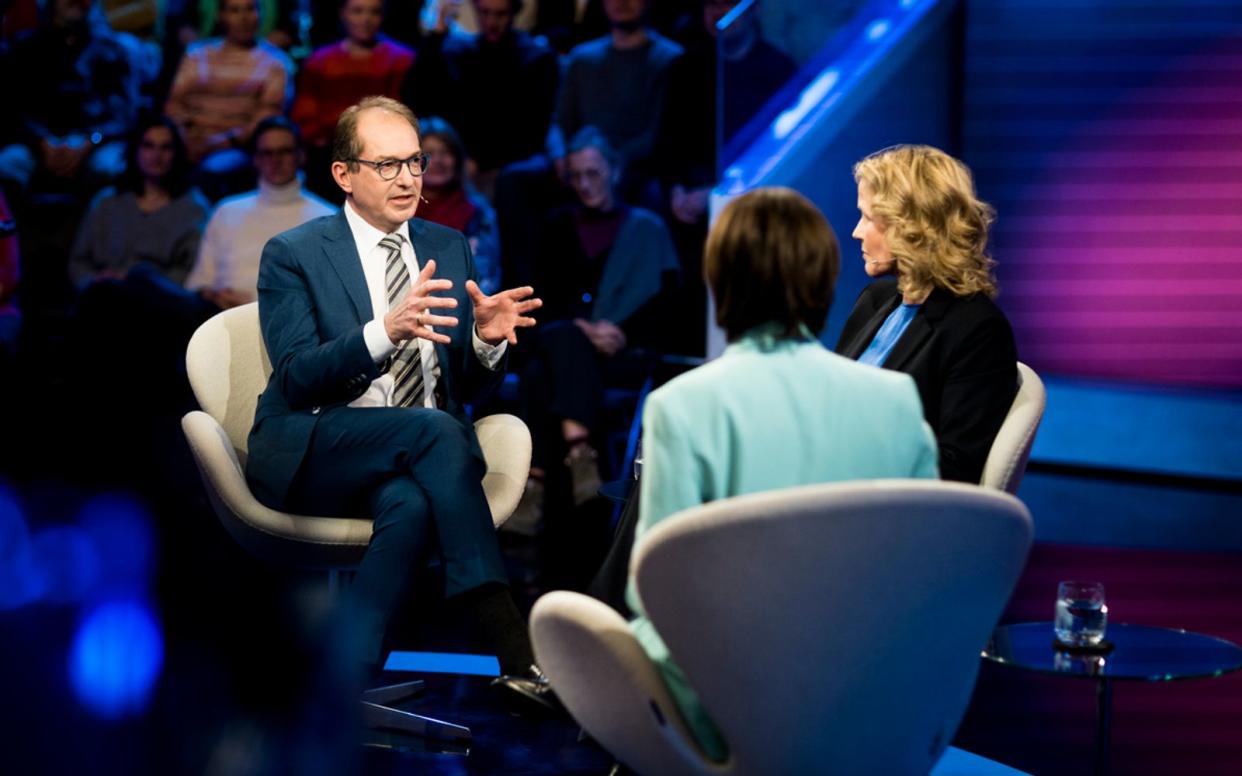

{"left": 380, "top": 233, "right": 405, "bottom": 254}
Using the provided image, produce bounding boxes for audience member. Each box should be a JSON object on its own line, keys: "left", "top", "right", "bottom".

{"left": 244, "top": 97, "right": 546, "bottom": 697}
{"left": 165, "top": 0, "right": 293, "bottom": 200}
{"left": 513, "top": 127, "right": 678, "bottom": 529}
{"left": 185, "top": 117, "right": 335, "bottom": 309}
{"left": 0, "top": 0, "right": 146, "bottom": 196}
{"left": 496, "top": 0, "right": 679, "bottom": 291}
{"left": 836, "top": 144, "right": 1018, "bottom": 483}
{"left": 626, "top": 187, "right": 938, "bottom": 760}
{"left": 69, "top": 115, "right": 209, "bottom": 289}
{"left": 548, "top": 0, "right": 682, "bottom": 181}
{"left": 402, "top": 0, "right": 558, "bottom": 199}
{"left": 416, "top": 117, "right": 500, "bottom": 295}
{"left": 292, "top": 0, "right": 414, "bottom": 200}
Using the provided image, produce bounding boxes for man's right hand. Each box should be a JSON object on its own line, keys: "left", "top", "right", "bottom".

{"left": 384, "top": 259, "right": 459, "bottom": 345}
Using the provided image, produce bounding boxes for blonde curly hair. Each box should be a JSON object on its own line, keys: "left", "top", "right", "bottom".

{"left": 853, "top": 145, "right": 998, "bottom": 299}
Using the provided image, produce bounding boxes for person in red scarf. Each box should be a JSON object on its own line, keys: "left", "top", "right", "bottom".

{"left": 416, "top": 115, "right": 501, "bottom": 294}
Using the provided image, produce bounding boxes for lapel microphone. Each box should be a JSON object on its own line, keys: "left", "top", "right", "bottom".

{"left": 420, "top": 195, "right": 429, "bottom": 204}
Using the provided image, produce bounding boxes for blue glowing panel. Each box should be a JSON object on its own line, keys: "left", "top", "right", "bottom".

{"left": 0, "top": 485, "right": 39, "bottom": 610}
{"left": 68, "top": 600, "right": 164, "bottom": 719}
{"left": 75, "top": 494, "right": 157, "bottom": 597}
{"left": 383, "top": 651, "right": 501, "bottom": 677}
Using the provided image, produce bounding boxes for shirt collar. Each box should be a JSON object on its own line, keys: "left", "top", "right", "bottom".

{"left": 343, "top": 199, "right": 411, "bottom": 261}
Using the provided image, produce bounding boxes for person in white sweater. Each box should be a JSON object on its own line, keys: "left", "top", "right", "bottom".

{"left": 184, "top": 116, "right": 335, "bottom": 308}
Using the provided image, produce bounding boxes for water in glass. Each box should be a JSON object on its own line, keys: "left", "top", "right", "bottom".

{"left": 1054, "top": 581, "right": 1108, "bottom": 646}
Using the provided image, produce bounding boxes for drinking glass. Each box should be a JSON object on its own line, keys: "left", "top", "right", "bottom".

{"left": 1054, "top": 580, "right": 1108, "bottom": 646}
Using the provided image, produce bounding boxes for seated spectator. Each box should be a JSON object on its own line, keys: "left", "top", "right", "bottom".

{"left": 0, "top": 0, "right": 146, "bottom": 196}
{"left": 69, "top": 115, "right": 209, "bottom": 290}
{"left": 627, "top": 187, "right": 938, "bottom": 760}
{"left": 164, "top": 0, "right": 293, "bottom": 201}
{"left": 836, "top": 144, "right": 1018, "bottom": 483}
{"left": 547, "top": 0, "right": 682, "bottom": 184}
{"left": 292, "top": 0, "right": 413, "bottom": 200}
{"left": 495, "top": 0, "right": 679, "bottom": 288}
{"left": 513, "top": 127, "right": 678, "bottom": 529}
{"left": 402, "top": 0, "right": 558, "bottom": 198}
{"left": 416, "top": 116, "right": 501, "bottom": 295}
{"left": 185, "top": 116, "right": 336, "bottom": 308}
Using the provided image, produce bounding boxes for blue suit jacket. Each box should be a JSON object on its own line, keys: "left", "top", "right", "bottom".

{"left": 245, "top": 210, "right": 503, "bottom": 509}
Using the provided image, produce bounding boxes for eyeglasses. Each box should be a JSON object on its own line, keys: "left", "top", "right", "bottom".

{"left": 351, "top": 153, "right": 430, "bottom": 180}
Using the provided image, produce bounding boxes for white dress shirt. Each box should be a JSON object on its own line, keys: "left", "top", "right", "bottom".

{"left": 343, "top": 200, "right": 506, "bottom": 408}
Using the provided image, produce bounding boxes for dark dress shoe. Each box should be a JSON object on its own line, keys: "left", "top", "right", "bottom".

{"left": 491, "top": 664, "right": 565, "bottom": 715}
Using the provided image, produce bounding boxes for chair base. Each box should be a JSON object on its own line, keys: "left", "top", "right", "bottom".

{"left": 359, "top": 679, "right": 472, "bottom": 742}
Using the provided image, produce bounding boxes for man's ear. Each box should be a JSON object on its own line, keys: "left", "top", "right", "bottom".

{"left": 331, "top": 160, "right": 352, "bottom": 195}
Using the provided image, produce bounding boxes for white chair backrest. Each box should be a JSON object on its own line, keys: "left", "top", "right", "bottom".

{"left": 981, "top": 361, "right": 1046, "bottom": 494}
{"left": 185, "top": 303, "right": 271, "bottom": 457}
{"left": 635, "top": 480, "right": 1033, "bottom": 775}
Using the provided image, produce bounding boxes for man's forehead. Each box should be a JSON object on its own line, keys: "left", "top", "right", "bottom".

{"left": 357, "top": 110, "right": 421, "bottom": 159}
{"left": 256, "top": 129, "right": 296, "bottom": 149}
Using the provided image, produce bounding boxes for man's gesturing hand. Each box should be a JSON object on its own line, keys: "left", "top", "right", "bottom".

{"left": 468, "top": 280, "right": 541, "bottom": 346}
{"left": 384, "top": 259, "right": 459, "bottom": 345}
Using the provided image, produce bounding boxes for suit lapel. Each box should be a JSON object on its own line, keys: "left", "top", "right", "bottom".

{"left": 322, "top": 211, "right": 373, "bottom": 323}
{"left": 841, "top": 292, "right": 900, "bottom": 359}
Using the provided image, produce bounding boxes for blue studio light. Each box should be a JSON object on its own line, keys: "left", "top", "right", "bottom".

{"left": 29, "top": 525, "right": 101, "bottom": 604}
{"left": 0, "top": 483, "right": 41, "bottom": 609}
{"left": 75, "top": 493, "right": 157, "bottom": 599}
{"left": 68, "top": 599, "right": 164, "bottom": 719}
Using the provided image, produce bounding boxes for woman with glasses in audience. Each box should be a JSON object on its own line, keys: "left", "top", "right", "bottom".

{"left": 627, "top": 187, "right": 938, "bottom": 761}
{"left": 511, "top": 126, "right": 680, "bottom": 532}
{"left": 836, "top": 145, "right": 1018, "bottom": 484}
{"left": 414, "top": 116, "right": 501, "bottom": 295}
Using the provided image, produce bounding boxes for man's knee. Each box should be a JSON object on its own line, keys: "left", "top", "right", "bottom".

{"left": 370, "top": 477, "right": 431, "bottom": 545}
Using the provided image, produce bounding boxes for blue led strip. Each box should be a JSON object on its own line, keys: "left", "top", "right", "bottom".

{"left": 383, "top": 651, "right": 503, "bottom": 677}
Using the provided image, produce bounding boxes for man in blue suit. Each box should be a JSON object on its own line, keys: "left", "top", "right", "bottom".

{"left": 245, "top": 96, "right": 543, "bottom": 681}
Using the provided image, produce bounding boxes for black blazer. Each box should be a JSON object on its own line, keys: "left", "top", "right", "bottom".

{"left": 835, "top": 278, "right": 1018, "bottom": 483}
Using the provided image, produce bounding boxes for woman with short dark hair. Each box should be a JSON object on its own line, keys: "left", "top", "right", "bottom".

{"left": 836, "top": 144, "right": 1018, "bottom": 483}
{"left": 625, "top": 186, "right": 939, "bottom": 761}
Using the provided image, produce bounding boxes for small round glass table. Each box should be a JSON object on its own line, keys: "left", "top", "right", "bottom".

{"left": 982, "top": 622, "right": 1242, "bottom": 775}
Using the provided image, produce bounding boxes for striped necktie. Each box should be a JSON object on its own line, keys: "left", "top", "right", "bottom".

{"left": 380, "top": 233, "right": 427, "bottom": 408}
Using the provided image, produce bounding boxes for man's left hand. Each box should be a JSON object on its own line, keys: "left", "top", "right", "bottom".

{"left": 468, "top": 280, "right": 541, "bottom": 346}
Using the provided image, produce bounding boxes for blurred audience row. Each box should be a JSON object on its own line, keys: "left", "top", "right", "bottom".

{"left": 0, "top": 0, "right": 798, "bottom": 516}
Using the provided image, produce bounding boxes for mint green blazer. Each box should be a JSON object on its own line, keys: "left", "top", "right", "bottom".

{"left": 628, "top": 330, "right": 939, "bottom": 760}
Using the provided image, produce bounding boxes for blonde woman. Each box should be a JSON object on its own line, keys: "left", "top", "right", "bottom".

{"left": 836, "top": 144, "right": 1018, "bottom": 483}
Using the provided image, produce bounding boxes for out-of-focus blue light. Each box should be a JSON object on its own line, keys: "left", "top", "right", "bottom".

{"left": 0, "top": 484, "right": 40, "bottom": 609}
{"left": 581, "top": 292, "right": 593, "bottom": 304}
{"left": 866, "top": 18, "right": 891, "bottom": 41}
{"left": 68, "top": 600, "right": 164, "bottom": 719}
{"left": 773, "top": 69, "right": 839, "bottom": 140}
{"left": 30, "top": 526, "right": 100, "bottom": 604}
{"left": 75, "top": 494, "right": 156, "bottom": 598}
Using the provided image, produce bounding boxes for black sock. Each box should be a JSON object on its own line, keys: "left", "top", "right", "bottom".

{"left": 462, "top": 583, "right": 535, "bottom": 676}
